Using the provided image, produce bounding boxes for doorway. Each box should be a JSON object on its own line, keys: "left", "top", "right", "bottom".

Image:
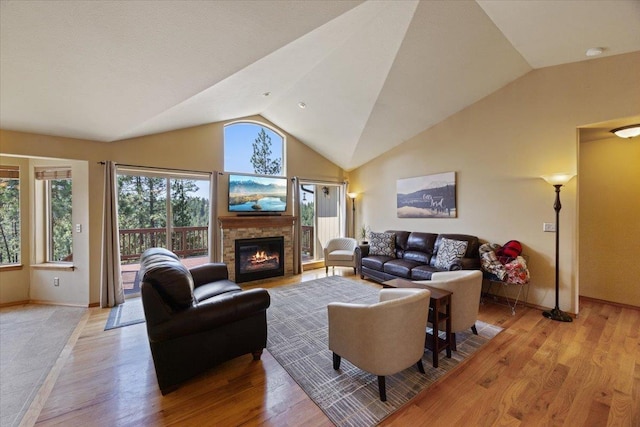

{"left": 298, "top": 182, "right": 346, "bottom": 268}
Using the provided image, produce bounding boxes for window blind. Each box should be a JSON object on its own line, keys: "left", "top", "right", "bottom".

{"left": 34, "top": 166, "right": 72, "bottom": 180}
{"left": 0, "top": 165, "right": 19, "bottom": 179}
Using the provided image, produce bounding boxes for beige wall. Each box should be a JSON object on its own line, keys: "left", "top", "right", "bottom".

{"left": 348, "top": 52, "right": 640, "bottom": 314}
{"left": 0, "top": 116, "right": 344, "bottom": 305}
{"left": 578, "top": 133, "right": 640, "bottom": 306}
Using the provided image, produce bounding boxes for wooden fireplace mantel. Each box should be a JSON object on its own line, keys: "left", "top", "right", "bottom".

{"left": 218, "top": 215, "right": 296, "bottom": 229}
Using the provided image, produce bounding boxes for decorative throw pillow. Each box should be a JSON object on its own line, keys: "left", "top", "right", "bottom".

{"left": 368, "top": 232, "right": 396, "bottom": 257}
{"left": 434, "top": 238, "right": 468, "bottom": 270}
{"left": 496, "top": 240, "right": 522, "bottom": 263}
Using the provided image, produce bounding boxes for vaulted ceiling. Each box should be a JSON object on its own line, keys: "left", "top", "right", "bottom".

{"left": 1, "top": 1, "right": 639, "bottom": 170}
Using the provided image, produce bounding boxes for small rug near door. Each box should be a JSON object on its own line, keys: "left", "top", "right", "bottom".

{"left": 104, "top": 297, "right": 145, "bottom": 330}
{"left": 267, "top": 276, "right": 503, "bottom": 427}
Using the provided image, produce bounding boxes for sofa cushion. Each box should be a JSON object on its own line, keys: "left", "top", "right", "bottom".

{"left": 361, "top": 255, "right": 392, "bottom": 272}
{"left": 410, "top": 264, "right": 440, "bottom": 280}
{"left": 328, "top": 249, "right": 356, "bottom": 261}
{"left": 369, "top": 231, "right": 396, "bottom": 257}
{"left": 385, "top": 230, "right": 410, "bottom": 258}
{"left": 433, "top": 238, "right": 469, "bottom": 270}
{"left": 193, "top": 280, "right": 242, "bottom": 303}
{"left": 383, "top": 259, "right": 421, "bottom": 279}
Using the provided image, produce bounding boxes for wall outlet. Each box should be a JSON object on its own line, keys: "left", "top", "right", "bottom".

{"left": 54, "top": 277, "right": 60, "bottom": 287}
{"left": 75, "top": 224, "right": 82, "bottom": 233}
{"left": 543, "top": 222, "right": 556, "bottom": 232}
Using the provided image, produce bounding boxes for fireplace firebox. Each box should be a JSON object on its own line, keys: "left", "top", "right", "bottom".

{"left": 235, "top": 236, "right": 285, "bottom": 283}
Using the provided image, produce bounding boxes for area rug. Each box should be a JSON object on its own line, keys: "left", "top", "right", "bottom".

{"left": 267, "top": 275, "right": 503, "bottom": 427}
{"left": 104, "top": 297, "right": 145, "bottom": 330}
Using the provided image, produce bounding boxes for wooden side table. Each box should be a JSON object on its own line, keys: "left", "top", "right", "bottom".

{"left": 383, "top": 278, "right": 452, "bottom": 368}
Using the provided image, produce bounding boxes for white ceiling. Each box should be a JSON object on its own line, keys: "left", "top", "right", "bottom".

{"left": 1, "top": 0, "right": 639, "bottom": 170}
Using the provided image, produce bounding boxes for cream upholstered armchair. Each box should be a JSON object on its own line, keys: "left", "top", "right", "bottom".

{"left": 414, "top": 270, "right": 483, "bottom": 350}
{"left": 327, "top": 288, "right": 431, "bottom": 401}
{"left": 323, "top": 237, "right": 360, "bottom": 275}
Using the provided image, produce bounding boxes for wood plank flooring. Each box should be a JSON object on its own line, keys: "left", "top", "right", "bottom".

{"left": 29, "top": 269, "right": 639, "bottom": 427}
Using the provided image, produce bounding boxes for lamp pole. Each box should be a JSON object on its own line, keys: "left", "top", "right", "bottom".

{"left": 347, "top": 193, "right": 357, "bottom": 238}
{"left": 541, "top": 174, "right": 574, "bottom": 322}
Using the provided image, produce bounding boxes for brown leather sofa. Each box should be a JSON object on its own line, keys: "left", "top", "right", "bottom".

{"left": 139, "top": 247, "right": 271, "bottom": 394}
{"left": 361, "top": 231, "right": 480, "bottom": 283}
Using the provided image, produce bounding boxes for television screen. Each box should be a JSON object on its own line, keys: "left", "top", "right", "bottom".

{"left": 228, "top": 174, "right": 288, "bottom": 213}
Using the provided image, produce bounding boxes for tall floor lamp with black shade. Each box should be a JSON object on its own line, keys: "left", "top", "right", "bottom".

{"left": 348, "top": 192, "right": 357, "bottom": 238}
{"left": 541, "top": 173, "right": 575, "bottom": 323}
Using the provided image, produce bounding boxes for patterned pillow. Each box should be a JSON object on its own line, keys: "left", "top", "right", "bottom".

{"left": 368, "top": 232, "right": 396, "bottom": 257}
{"left": 434, "top": 238, "right": 468, "bottom": 269}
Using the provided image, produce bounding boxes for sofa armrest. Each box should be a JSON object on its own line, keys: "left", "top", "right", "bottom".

{"left": 189, "top": 263, "right": 229, "bottom": 288}
{"left": 148, "top": 288, "right": 270, "bottom": 342}
{"left": 359, "top": 244, "right": 370, "bottom": 257}
{"left": 450, "top": 257, "right": 480, "bottom": 271}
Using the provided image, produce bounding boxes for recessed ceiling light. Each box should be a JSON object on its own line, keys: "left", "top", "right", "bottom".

{"left": 298, "top": 102, "right": 306, "bottom": 109}
{"left": 585, "top": 47, "right": 604, "bottom": 57}
{"left": 262, "top": 92, "right": 271, "bottom": 97}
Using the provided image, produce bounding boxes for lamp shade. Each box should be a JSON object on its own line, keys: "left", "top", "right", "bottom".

{"left": 347, "top": 192, "right": 358, "bottom": 199}
{"left": 541, "top": 173, "right": 575, "bottom": 186}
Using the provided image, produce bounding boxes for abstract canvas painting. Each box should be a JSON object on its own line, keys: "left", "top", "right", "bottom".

{"left": 397, "top": 172, "right": 457, "bottom": 218}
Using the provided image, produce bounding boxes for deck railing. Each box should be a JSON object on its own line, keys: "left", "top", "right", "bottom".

{"left": 301, "top": 225, "right": 314, "bottom": 256}
{"left": 119, "top": 226, "right": 208, "bottom": 262}
{"left": 120, "top": 225, "right": 312, "bottom": 262}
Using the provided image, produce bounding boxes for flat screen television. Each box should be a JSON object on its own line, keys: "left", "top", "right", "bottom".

{"left": 228, "top": 174, "right": 288, "bottom": 213}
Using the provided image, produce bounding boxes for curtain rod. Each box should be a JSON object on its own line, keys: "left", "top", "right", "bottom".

{"left": 293, "top": 177, "right": 347, "bottom": 185}
{"left": 98, "top": 161, "right": 212, "bottom": 176}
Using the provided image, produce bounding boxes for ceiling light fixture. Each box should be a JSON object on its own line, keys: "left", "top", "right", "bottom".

{"left": 585, "top": 47, "right": 604, "bottom": 57}
{"left": 298, "top": 102, "right": 306, "bottom": 109}
{"left": 262, "top": 92, "right": 271, "bottom": 97}
{"left": 610, "top": 124, "right": 640, "bottom": 139}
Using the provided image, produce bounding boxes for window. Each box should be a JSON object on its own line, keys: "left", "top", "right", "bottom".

{"left": 0, "top": 165, "right": 20, "bottom": 265}
{"left": 116, "top": 167, "right": 210, "bottom": 278}
{"left": 224, "top": 122, "right": 285, "bottom": 176}
{"left": 36, "top": 167, "right": 73, "bottom": 262}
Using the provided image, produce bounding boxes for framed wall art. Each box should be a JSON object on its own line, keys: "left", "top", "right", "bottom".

{"left": 397, "top": 172, "right": 457, "bottom": 218}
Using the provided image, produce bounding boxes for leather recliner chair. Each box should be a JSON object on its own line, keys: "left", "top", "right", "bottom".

{"left": 139, "top": 247, "right": 271, "bottom": 394}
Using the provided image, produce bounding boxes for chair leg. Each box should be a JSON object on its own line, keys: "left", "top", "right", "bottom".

{"left": 451, "top": 332, "right": 457, "bottom": 351}
{"left": 326, "top": 265, "right": 328, "bottom": 274}
{"left": 471, "top": 324, "right": 478, "bottom": 335}
{"left": 417, "top": 359, "right": 425, "bottom": 374}
{"left": 378, "top": 376, "right": 387, "bottom": 402}
{"left": 333, "top": 352, "right": 341, "bottom": 370}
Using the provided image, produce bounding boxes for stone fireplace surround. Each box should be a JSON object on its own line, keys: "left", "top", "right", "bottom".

{"left": 219, "top": 215, "right": 295, "bottom": 283}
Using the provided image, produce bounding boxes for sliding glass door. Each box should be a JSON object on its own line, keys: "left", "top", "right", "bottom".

{"left": 117, "top": 168, "right": 211, "bottom": 296}
{"left": 298, "top": 182, "right": 346, "bottom": 266}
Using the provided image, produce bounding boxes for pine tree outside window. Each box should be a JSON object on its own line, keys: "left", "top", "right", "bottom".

{"left": 35, "top": 167, "right": 73, "bottom": 263}
{"left": 0, "top": 165, "right": 20, "bottom": 266}
{"left": 224, "top": 122, "right": 285, "bottom": 176}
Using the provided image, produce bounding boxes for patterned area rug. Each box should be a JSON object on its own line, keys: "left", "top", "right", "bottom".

{"left": 267, "top": 276, "right": 502, "bottom": 427}
{"left": 104, "top": 297, "right": 145, "bottom": 330}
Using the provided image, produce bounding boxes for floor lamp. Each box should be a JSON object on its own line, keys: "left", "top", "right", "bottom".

{"left": 541, "top": 173, "right": 575, "bottom": 322}
{"left": 348, "top": 192, "right": 357, "bottom": 238}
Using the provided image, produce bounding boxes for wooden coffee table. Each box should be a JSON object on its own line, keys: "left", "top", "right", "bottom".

{"left": 383, "top": 278, "right": 452, "bottom": 368}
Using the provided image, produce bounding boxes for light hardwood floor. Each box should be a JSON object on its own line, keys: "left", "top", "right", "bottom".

{"left": 29, "top": 269, "right": 639, "bottom": 427}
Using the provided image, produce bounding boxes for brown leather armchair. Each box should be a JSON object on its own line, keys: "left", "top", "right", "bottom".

{"left": 139, "top": 248, "right": 270, "bottom": 394}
